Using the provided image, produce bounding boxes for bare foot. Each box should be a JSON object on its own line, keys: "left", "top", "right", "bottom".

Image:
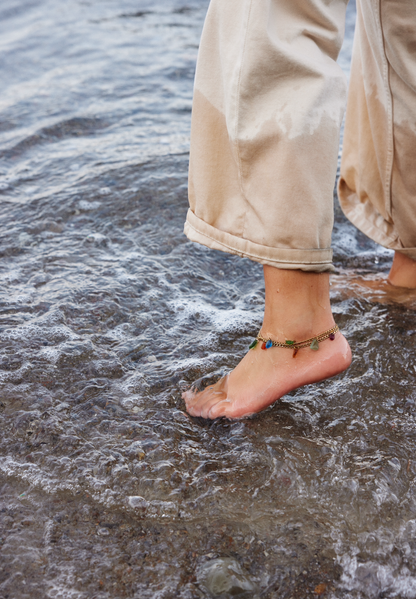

{"left": 183, "top": 331, "right": 351, "bottom": 419}
{"left": 183, "top": 265, "right": 352, "bottom": 420}
{"left": 329, "top": 272, "right": 416, "bottom": 309}
{"left": 388, "top": 252, "right": 416, "bottom": 289}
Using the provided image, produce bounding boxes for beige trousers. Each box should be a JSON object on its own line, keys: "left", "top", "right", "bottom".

{"left": 184, "top": 0, "right": 416, "bottom": 272}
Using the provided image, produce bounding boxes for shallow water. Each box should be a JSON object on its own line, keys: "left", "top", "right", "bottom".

{"left": 1, "top": 1, "right": 416, "bottom": 598}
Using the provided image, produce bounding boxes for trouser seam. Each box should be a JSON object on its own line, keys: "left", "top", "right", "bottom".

{"left": 234, "top": 0, "right": 254, "bottom": 241}
{"left": 375, "top": 0, "right": 394, "bottom": 219}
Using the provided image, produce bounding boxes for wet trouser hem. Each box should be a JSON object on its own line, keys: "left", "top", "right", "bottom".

{"left": 184, "top": 210, "right": 335, "bottom": 273}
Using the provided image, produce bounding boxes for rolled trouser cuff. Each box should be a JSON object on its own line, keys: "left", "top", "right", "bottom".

{"left": 184, "top": 209, "right": 334, "bottom": 273}
{"left": 338, "top": 186, "right": 416, "bottom": 261}
{"left": 396, "top": 248, "right": 416, "bottom": 260}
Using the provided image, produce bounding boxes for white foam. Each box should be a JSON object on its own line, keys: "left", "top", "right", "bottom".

{"left": 335, "top": 521, "right": 416, "bottom": 598}
{"left": 168, "top": 296, "right": 260, "bottom": 338}
{"left": 78, "top": 199, "right": 101, "bottom": 210}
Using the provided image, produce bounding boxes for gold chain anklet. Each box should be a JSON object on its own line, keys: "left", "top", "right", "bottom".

{"left": 249, "top": 325, "right": 339, "bottom": 358}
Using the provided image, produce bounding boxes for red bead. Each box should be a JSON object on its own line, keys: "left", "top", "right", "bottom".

{"left": 329, "top": 333, "right": 335, "bottom": 340}
{"left": 261, "top": 342, "right": 267, "bottom": 350}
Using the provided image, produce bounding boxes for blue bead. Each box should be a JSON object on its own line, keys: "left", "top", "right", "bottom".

{"left": 266, "top": 340, "right": 273, "bottom": 349}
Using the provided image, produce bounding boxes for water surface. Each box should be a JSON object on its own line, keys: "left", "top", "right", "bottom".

{"left": 1, "top": 1, "right": 416, "bottom": 598}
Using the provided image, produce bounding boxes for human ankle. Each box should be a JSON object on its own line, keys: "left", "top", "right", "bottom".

{"left": 262, "top": 266, "right": 335, "bottom": 340}
{"left": 388, "top": 252, "right": 416, "bottom": 289}
{"left": 261, "top": 314, "right": 335, "bottom": 343}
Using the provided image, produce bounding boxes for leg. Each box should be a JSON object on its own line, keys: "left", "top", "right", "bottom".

{"left": 184, "top": 266, "right": 351, "bottom": 419}
{"left": 388, "top": 252, "right": 416, "bottom": 289}
{"left": 339, "top": 0, "right": 416, "bottom": 277}
{"left": 183, "top": 0, "right": 351, "bottom": 419}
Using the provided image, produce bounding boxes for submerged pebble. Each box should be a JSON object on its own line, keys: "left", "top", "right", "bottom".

{"left": 197, "top": 558, "right": 260, "bottom": 598}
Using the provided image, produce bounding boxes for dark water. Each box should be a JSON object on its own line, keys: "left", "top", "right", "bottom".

{"left": 1, "top": 1, "right": 416, "bottom": 598}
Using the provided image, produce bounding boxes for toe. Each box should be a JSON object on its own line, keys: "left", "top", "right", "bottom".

{"left": 198, "top": 392, "right": 227, "bottom": 418}
{"left": 185, "top": 390, "right": 211, "bottom": 416}
{"left": 184, "top": 376, "right": 230, "bottom": 417}
{"left": 184, "top": 387, "right": 209, "bottom": 414}
{"left": 185, "top": 386, "right": 227, "bottom": 418}
{"left": 182, "top": 389, "right": 196, "bottom": 406}
{"left": 207, "top": 399, "right": 233, "bottom": 419}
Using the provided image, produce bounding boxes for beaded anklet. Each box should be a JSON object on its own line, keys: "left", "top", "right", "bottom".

{"left": 249, "top": 325, "right": 339, "bottom": 358}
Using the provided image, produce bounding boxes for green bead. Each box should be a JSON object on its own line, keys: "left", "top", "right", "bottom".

{"left": 310, "top": 338, "right": 319, "bottom": 351}
{"left": 285, "top": 340, "right": 295, "bottom": 345}
{"left": 249, "top": 339, "right": 258, "bottom": 349}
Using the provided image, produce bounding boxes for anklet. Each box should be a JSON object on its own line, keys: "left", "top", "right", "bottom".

{"left": 249, "top": 325, "right": 339, "bottom": 357}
